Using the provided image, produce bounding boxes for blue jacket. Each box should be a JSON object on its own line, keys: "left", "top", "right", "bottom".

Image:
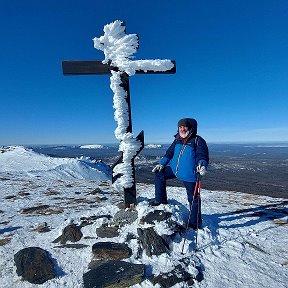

{"left": 160, "top": 120, "right": 209, "bottom": 182}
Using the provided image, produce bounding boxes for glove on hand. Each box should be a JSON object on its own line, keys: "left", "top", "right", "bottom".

{"left": 152, "top": 164, "right": 164, "bottom": 173}
{"left": 196, "top": 164, "right": 207, "bottom": 176}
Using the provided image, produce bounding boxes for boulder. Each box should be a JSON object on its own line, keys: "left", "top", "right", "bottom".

{"left": 150, "top": 264, "right": 193, "bottom": 287}
{"left": 83, "top": 260, "right": 144, "bottom": 288}
{"left": 53, "top": 224, "right": 83, "bottom": 244}
{"left": 112, "top": 209, "right": 138, "bottom": 227}
{"left": 14, "top": 247, "right": 56, "bottom": 284}
{"left": 137, "top": 227, "right": 169, "bottom": 257}
{"left": 96, "top": 226, "right": 120, "bottom": 238}
{"left": 141, "top": 210, "right": 172, "bottom": 224}
{"left": 92, "top": 242, "right": 132, "bottom": 260}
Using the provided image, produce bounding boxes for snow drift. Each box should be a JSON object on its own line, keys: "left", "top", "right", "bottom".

{"left": 0, "top": 146, "right": 110, "bottom": 181}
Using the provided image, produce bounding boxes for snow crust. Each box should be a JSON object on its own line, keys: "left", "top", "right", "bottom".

{"left": 93, "top": 20, "right": 175, "bottom": 192}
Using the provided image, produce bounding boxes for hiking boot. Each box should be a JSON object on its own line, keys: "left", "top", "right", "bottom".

{"left": 149, "top": 201, "right": 167, "bottom": 207}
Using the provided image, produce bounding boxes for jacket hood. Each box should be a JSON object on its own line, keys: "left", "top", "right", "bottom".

{"left": 175, "top": 118, "right": 198, "bottom": 139}
{"left": 187, "top": 118, "right": 197, "bottom": 136}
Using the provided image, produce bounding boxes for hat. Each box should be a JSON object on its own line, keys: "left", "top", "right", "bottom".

{"left": 178, "top": 118, "right": 191, "bottom": 128}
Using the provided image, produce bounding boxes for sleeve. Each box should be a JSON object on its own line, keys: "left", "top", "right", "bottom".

{"left": 195, "top": 136, "right": 209, "bottom": 168}
{"left": 159, "top": 139, "right": 176, "bottom": 166}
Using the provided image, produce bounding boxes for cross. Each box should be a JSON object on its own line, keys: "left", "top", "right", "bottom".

{"left": 62, "top": 20, "right": 176, "bottom": 208}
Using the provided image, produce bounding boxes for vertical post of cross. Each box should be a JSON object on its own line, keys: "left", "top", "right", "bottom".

{"left": 116, "top": 72, "right": 140, "bottom": 207}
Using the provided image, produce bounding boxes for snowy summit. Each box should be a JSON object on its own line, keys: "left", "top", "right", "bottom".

{"left": 0, "top": 146, "right": 287, "bottom": 287}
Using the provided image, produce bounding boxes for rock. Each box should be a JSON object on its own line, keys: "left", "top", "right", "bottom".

{"left": 113, "top": 209, "right": 138, "bottom": 227}
{"left": 141, "top": 210, "right": 172, "bottom": 224}
{"left": 53, "top": 224, "right": 83, "bottom": 244}
{"left": 87, "top": 187, "right": 102, "bottom": 195}
{"left": 0, "top": 237, "right": 12, "bottom": 246}
{"left": 5, "top": 195, "right": 17, "bottom": 200}
{"left": 88, "top": 259, "right": 108, "bottom": 270}
{"left": 195, "top": 270, "right": 204, "bottom": 282}
{"left": 18, "top": 191, "right": 30, "bottom": 196}
{"left": 116, "top": 201, "right": 126, "bottom": 209}
{"left": 126, "top": 232, "right": 137, "bottom": 241}
{"left": 21, "top": 205, "right": 50, "bottom": 214}
{"left": 33, "top": 222, "right": 51, "bottom": 233}
{"left": 0, "top": 220, "right": 9, "bottom": 225}
{"left": 137, "top": 227, "right": 169, "bottom": 257}
{"left": 14, "top": 247, "right": 56, "bottom": 284}
{"left": 54, "top": 244, "right": 89, "bottom": 249}
{"left": 92, "top": 242, "right": 132, "bottom": 260}
{"left": 150, "top": 264, "right": 193, "bottom": 287}
{"left": 83, "top": 260, "right": 144, "bottom": 288}
{"left": 80, "top": 214, "right": 112, "bottom": 227}
{"left": 96, "top": 226, "right": 120, "bottom": 238}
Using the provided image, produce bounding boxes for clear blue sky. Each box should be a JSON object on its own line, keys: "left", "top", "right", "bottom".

{"left": 1, "top": 0, "right": 288, "bottom": 145}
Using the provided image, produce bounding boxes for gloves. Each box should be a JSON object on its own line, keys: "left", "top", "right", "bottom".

{"left": 196, "top": 164, "right": 207, "bottom": 176}
{"left": 152, "top": 164, "right": 164, "bottom": 173}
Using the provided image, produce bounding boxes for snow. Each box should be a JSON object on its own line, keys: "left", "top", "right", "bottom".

{"left": 93, "top": 20, "right": 175, "bottom": 192}
{"left": 80, "top": 145, "right": 104, "bottom": 149}
{"left": 110, "top": 71, "right": 142, "bottom": 190}
{"left": 0, "top": 146, "right": 109, "bottom": 181}
{"left": 0, "top": 146, "right": 287, "bottom": 287}
{"left": 93, "top": 20, "right": 174, "bottom": 76}
{"left": 145, "top": 144, "right": 163, "bottom": 149}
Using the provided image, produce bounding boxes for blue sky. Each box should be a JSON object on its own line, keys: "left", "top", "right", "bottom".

{"left": 0, "top": 0, "right": 288, "bottom": 145}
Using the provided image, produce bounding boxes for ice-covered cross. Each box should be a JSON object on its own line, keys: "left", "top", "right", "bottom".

{"left": 62, "top": 20, "right": 176, "bottom": 207}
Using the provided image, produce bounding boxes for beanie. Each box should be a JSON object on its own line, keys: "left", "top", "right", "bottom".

{"left": 178, "top": 118, "right": 191, "bottom": 128}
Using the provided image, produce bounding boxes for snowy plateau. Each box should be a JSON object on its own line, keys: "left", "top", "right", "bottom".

{"left": 0, "top": 146, "right": 287, "bottom": 287}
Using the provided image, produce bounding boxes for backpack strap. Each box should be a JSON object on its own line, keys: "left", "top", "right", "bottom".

{"left": 194, "top": 135, "right": 199, "bottom": 151}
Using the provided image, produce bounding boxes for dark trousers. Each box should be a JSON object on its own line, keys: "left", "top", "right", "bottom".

{"left": 155, "top": 166, "right": 202, "bottom": 227}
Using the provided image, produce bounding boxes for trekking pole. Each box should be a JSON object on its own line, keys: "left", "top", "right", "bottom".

{"left": 181, "top": 173, "right": 200, "bottom": 254}
{"left": 194, "top": 177, "right": 201, "bottom": 251}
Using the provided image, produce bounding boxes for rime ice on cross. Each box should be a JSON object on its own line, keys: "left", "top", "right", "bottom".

{"left": 62, "top": 20, "right": 176, "bottom": 207}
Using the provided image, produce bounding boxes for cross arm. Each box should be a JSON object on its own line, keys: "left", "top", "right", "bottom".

{"left": 62, "top": 60, "right": 116, "bottom": 75}
{"left": 62, "top": 60, "right": 176, "bottom": 75}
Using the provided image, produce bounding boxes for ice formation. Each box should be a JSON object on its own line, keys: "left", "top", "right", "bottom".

{"left": 93, "top": 20, "right": 175, "bottom": 191}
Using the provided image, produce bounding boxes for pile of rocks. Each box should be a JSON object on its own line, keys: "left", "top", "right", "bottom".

{"left": 14, "top": 204, "right": 203, "bottom": 287}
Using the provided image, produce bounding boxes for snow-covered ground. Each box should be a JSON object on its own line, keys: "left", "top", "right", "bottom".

{"left": 0, "top": 146, "right": 287, "bottom": 287}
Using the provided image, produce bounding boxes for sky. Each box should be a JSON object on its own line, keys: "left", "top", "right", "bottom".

{"left": 0, "top": 0, "right": 288, "bottom": 145}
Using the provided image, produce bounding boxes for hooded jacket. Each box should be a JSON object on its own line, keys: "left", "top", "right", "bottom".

{"left": 159, "top": 118, "right": 209, "bottom": 182}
